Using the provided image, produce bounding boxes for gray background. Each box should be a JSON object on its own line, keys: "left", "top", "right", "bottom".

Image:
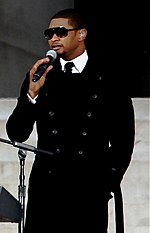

{"left": 0, "top": 0, "right": 74, "bottom": 97}
{"left": 0, "top": 0, "right": 149, "bottom": 97}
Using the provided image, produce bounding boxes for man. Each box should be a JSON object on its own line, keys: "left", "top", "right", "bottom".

{"left": 6, "top": 8, "right": 135, "bottom": 233}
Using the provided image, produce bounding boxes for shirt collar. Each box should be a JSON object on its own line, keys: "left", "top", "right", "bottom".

{"left": 60, "top": 50, "right": 88, "bottom": 73}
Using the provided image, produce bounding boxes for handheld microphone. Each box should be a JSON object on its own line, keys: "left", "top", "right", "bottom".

{"left": 32, "top": 50, "right": 57, "bottom": 82}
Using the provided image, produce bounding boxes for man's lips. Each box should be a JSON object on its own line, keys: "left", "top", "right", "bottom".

{"left": 51, "top": 44, "right": 62, "bottom": 50}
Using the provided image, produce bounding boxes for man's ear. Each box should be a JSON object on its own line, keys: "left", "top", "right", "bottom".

{"left": 78, "top": 29, "right": 87, "bottom": 41}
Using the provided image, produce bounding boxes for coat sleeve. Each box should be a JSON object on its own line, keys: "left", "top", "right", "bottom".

{"left": 107, "top": 94, "right": 135, "bottom": 192}
{"left": 6, "top": 73, "right": 37, "bottom": 142}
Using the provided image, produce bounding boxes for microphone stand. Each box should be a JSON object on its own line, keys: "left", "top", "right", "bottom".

{"left": 0, "top": 137, "right": 54, "bottom": 233}
{"left": 18, "top": 149, "right": 27, "bottom": 233}
{"left": 0, "top": 137, "right": 54, "bottom": 156}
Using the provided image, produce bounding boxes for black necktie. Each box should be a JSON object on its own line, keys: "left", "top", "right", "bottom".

{"left": 64, "top": 62, "right": 74, "bottom": 74}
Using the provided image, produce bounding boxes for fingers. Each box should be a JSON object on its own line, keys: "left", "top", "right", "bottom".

{"left": 28, "top": 58, "right": 53, "bottom": 98}
{"left": 30, "top": 57, "right": 50, "bottom": 78}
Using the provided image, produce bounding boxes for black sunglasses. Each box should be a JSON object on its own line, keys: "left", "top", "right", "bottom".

{"left": 44, "top": 26, "right": 82, "bottom": 40}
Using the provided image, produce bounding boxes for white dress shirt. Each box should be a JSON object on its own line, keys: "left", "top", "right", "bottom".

{"left": 60, "top": 50, "right": 88, "bottom": 73}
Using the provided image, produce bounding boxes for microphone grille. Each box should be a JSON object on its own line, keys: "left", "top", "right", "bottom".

{"left": 46, "top": 50, "right": 57, "bottom": 59}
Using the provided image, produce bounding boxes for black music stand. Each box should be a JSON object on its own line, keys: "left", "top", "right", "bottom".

{"left": 0, "top": 137, "right": 53, "bottom": 233}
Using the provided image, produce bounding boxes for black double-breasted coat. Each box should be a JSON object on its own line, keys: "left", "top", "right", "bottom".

{"left": 6, "top": 56, "right": 135, "bottom": 232}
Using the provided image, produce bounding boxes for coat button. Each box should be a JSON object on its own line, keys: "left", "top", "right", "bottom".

{"left": 49, "top": 111, "right": 54, "bottom": 116}
{"left": 92, "top": 93, "right": 98, "bottom": 99}
{"left": 78, "top": 150, "right": 84, "bottom": 155}
{"left": 112, "top": 167, "right": 117, "bottom": 171}
{"left": 82, "top": 131, "right": 87, "bottom": 136}
{"left": 52, "top": 129, "right": 58, "bottom": 134}
{"left": 56, "top": 148, "right": 60, "bottom": 153}
{"left": 86, "top": 112, "right": 92, "bottom": 117}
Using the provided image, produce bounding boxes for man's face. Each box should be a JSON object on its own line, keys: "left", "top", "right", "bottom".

{"left": 46, "top": 18, "right": 86, "bottom": 60}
